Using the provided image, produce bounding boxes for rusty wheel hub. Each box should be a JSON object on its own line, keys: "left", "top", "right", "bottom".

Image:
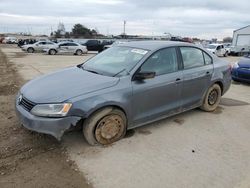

{"left": 95, "top": 114, "right": 124, "bottom": 145}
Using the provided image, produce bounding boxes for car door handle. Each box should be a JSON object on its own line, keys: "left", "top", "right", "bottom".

{"left": 175, "top": 78, "right": 181, "bottom": 83}
{"left": 206, "top": 71, "right": 211, "bottom": 75}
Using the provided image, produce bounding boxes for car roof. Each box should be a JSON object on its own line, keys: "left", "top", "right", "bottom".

{"left": 58, "top": 41, "right": 79, "bottom": 45}
{"left": 118, "top": 40, "right": 196, "bottom": 51}
{"left": 209, "top": 43, "right": 223, "bottom": 46}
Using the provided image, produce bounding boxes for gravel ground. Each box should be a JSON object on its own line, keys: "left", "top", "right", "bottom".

{"left": 0, "top": 45, "right": 91, "bottom": 188}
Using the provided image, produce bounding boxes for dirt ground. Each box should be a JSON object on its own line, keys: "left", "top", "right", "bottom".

{"left": 0, "top": 47, "right": 91, "bottom": 188}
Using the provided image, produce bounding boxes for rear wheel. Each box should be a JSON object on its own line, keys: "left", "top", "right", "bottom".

{"left": 27, "top": 47, "right": 34, "bottom": 53}
{"left": 83, "top": 107, "right": 127, "bottom": 146}
{"left": 200, "top": 84, "right": 221, "bottom": 112}
{"left": 49, "top": 49, "right": 56, "bottom": 55}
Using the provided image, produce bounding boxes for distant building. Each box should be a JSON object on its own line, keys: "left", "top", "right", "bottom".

{"left": 231, "top": 25, "right": 250, "bottom": 55}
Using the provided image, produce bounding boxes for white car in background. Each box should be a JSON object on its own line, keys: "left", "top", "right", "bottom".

{"left": 22, "top": 41, "right": 55, "bottom": 53}
{"left": 44, "top": 42, "right": 88, "bottom": 55}
{"left": 3, "top": 37, "right": 17, "bottom": 44}
{"left": 223, "top": 43, "right": 232, "bottom": 55}
{"left": 103, "top": 40, "right": 129, "bottom": 50}
{"left": 206, "top": 43, "right": 228, "bottom": 57}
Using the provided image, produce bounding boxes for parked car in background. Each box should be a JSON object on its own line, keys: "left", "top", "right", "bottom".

{"left": 22, "top": 41, "right": 55, "bottom": 53}
{"left": 223, "top": 43, "right": 232, "bottom": 55}
{"left": 103, "top": 40, "right": 129, "bottom": 50}
{"left": 3, "top": 37, "right": 17, "bottom": 44}
{"left": 43, "top": 42, "right": 87, "bottom": 55}
{"left": 206, "top": 43, "right": 228, "bottom": 57}
{"left": 0, "top": 37, "right": 4, "bottom": 43}
{"left": 231, "top": 54, "right": 250, "bottom": 83}
{"left": 16, "top": 41, "right": 231, "bottom": 145}
{"left": 81, "top": 39, "right": 104, "bottom": 52}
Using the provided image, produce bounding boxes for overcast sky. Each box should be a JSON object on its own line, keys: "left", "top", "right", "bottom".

{"left": 0, "top": 0, "right": 249, "bottom": 39}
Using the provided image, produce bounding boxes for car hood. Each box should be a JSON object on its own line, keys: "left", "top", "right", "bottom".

{"left": 238, "top": 58, "right": 250, "bottom": 68}
{"left": 21, "top": 67, "right": 119, "bottom": 103}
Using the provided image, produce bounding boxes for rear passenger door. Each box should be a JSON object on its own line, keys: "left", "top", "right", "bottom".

{"left": 36, "top": 42, "right": 46, "bottom": 51}
{"left": 179, "top": 47, "right": 213, "bottom": 110}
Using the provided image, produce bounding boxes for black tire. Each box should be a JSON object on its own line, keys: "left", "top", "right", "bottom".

{"left": 224, "top": 51, "right": 228, "bottom": 57}
{"left": 200, "top": 84, "right": 222, "bottom": 112}
{"left": 27, "top": 47, "right": 34, "bottom": 53}
{"left": 49, "top": 49, "right": 56, "bottom": 55}
{"left": 83, "top": 107, "right": 127, "bottom": 146}
{"left": 76, "top": 49, "right": 83, "bottom": 56}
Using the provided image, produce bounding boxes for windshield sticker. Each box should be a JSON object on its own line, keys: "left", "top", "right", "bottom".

{"left": 131, "top": 49, "right": 148, "bottom": 55}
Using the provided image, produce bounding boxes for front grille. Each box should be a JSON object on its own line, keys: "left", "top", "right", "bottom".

{"left": 20, "top": 96, "right": 36, "bottom": 112}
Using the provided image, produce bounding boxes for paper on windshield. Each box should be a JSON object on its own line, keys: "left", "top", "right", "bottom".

{"left": 131, "top": 49, "right": 148, "bottom": 55}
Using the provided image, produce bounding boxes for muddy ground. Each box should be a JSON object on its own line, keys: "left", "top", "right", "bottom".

{"left": 0, "top": 47, "right": 91, "bottom": 188}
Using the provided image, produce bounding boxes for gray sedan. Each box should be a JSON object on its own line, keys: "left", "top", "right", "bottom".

{"left": 15, "top": 41, "right": 231, "bottom": 145}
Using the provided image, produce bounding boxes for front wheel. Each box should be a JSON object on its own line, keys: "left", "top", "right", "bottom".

{"left": 49, "top": 49, "right": 56, "bottom": 55}
{"left": 27, "top": 47, "right": 34, "bottom": 53}
{"left": 83, "top": 108, "right": 127, "bottom": 146}
{"left": 200, "top": 84, "right": 221, "bottom": 112}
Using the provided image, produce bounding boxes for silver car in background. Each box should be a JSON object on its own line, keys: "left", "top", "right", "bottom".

{"left": 21, "top": 41, "right": 55, "bottom": 53}
{"left": 43, "top": 42, "right": 88, "bottom": 55}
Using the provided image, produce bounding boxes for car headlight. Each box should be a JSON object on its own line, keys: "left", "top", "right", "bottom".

{"left": 31, "top": 103, "right": 72, "bottom": 117}
{"left": 233, "top": 62, "right": 239, "bottom": 68}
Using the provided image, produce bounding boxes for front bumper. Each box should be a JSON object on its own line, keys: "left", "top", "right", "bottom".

{"left": 15, "top": 100, "right": 81, "bottom": 140}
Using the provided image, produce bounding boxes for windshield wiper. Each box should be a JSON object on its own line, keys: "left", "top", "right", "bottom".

{"left": 113, "top": 69, "right": 129, "bottom": 77}
{"left": 81, "top": 65, "right": 102, "bottom": 75}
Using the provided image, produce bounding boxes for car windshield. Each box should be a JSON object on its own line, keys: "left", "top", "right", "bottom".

{"left": 82, "top": 46, "right": 149, "bottom": 77}
{"left": 207, "top": 45, "right": 217, "bottom": 49}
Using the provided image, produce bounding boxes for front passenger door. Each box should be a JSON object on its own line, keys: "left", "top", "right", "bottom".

{"left": 59, "top": 43, "right": 69, "bottom": 53}
{"left": 132, "top": 47, "right": 183, "bottom": 126}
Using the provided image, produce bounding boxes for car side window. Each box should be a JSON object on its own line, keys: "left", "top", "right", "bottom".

{"left": 60, "top": 43, "right": 67, "bottom": 46}
{"left": 180, "top": 47, "right": 205, "bottom": 69}
{"left": 67, "top": 43, "right": 78, "bottom": 46}
{"left": 140, "top": 47, "right": 178, "bottom": 76}
{"left": 203, "top": 52, "right": 212, "bottom": 65}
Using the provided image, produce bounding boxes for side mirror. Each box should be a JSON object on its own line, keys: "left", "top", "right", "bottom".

{"left": 36, "top": 44, "right": 39, "bottom": 46}
{"left": 134, "top": 71, "right": 156, "bottom": 80}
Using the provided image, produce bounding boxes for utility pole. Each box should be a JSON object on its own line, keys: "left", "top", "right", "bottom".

{"left": 123, "top": 20, "right": 126, "bottom": 38}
